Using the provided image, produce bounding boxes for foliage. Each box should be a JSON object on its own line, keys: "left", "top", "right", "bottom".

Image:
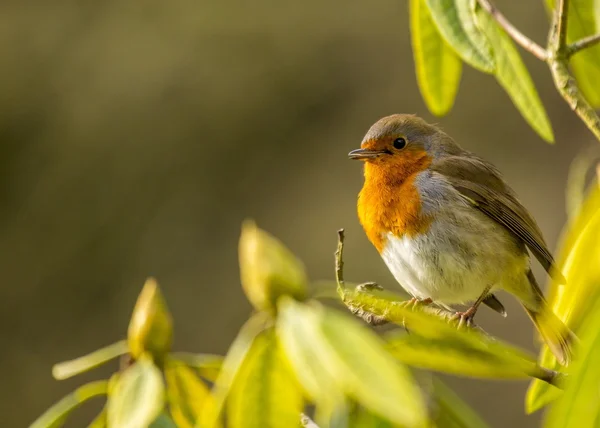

{"left": 30, "top": 0, "right": 600, "bottom": 427}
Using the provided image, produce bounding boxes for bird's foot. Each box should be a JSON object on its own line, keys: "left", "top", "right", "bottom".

{"left": 399, "top": 297, "right": 433, "bottom": 309}
{"left": 356, "top": 282, "right": 383, "bottom": 292}
{"left": 452, "top": 307, "right": 477, "bottom": 329}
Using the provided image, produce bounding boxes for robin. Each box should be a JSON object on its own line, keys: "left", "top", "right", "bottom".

{"left": 349, "top": 114, "right": 574, "bottom": 364}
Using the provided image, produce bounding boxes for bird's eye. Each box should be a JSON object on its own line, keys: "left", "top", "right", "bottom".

{"left": 393, "top": 137, "right": 407, "bottom": 150}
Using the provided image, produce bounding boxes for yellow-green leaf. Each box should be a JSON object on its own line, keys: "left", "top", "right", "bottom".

{"left": 165, "top": 358, "right": 213, "bottom": 428}
{"left": 527, "top": 185, "right": 600, "bottom": 413}
{"left": 278, "top": 298, "right": 426, "bottom": 427}
{"left": 277, "top": 299, "right": 346, "bottom": 426}
{"left": 52, "top": 341, "right": 128, "bottom": 380}
{"left": 128, "top": 278, "right": 173, "bottom": 361}
{"left": 410, "top": 0, "right": 462, "bottom": 116}
{"left": 107, "top": 356, "right": 165, "bottom": 428}
{"left": 239, "top": 220, "right": 308, "bottom": 312}
{"left": 150, "top": 413, "right": 178, "bottom": 428}
{"left": 203, "top": 312, "right": 269, "bottom": 428}
{"left": 545, "top": 296, "right": 600, "bottom": 427}
{"left": 476, "top": 8, "right": 554, "bottom": 143}
{"left": 169, "top": 353, "right": 223, "bottom": 383}
{"left": 227, "top": 328, "right": 303, "bottom": 428}
{"left": 431, "top": 378, "right": 489, "bottom": 428}
{"left": 385, "top": 327, "right": 545, "bottom": 380}
{"left": 348, "top": 405, "right": 395, "bottom": 428}
{"left": 425, "top": 0, "right": 495, "bottom": 72}
{"left": 30, "top": 381, "right": 108, "bottom": 428}
{"left": 87, "top": 407, "right": 107, "bottom": 428}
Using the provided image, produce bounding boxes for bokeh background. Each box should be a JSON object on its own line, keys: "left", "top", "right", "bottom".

{"left": 2, "top": 0, "right": 596, "bottom": 426}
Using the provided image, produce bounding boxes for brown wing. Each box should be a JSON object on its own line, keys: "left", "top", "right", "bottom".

{"left": 431, "top": 155, "right": 564, "bottom": 282}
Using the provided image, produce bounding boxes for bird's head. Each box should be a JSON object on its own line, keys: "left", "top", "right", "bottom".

{"left": 349, "top": 114, "right": 462, "bottom": 178}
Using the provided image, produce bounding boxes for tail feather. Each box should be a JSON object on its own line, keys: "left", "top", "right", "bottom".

{"left": 523, "top": 304, "right": 576, "bottom": 366}
{"left": 522, "top": 269, "right": 576, "bottom": 365}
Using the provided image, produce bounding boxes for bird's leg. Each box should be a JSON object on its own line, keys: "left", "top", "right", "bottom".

{"left": 453, "top": 286, "right": 492, "bottom": 328}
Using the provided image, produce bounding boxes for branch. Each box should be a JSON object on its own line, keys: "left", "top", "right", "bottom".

{"left": 476, "top": 0, "right": 548, "bottom": 61}
{"left": 301, "top": 413, "right": 320, "bottom": 428}
{"left": 556, "top": 0, "right": 569, "bottom": 50}
{"left": 567, "top": 33, "right": 600, "bottom": 57}
{"left": 549, "top": 0, "right": 600, "bottom": 142}
{"left": 478, "top": 0, "right": 600, "bottom": 141}
{"left": 334, "top": 229, "right": 479, "bottom": 328}
{"left": 333, "top": 230, "right": 565, "bottom": 389}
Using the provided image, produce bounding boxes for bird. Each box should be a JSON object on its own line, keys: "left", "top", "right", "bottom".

{"left": 348, "top": 113, "right": 574, "bottom": 365}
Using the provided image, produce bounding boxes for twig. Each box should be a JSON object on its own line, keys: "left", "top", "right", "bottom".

{"left": 556, "top": 0, "right": 569, "bottom": 50}
{"left": 567, "top": 33, "right": 600, "bottom": 57}
{"left": 333, "top": 230, "right": 565, "bottom": 389}
{"left": 480, "top": 0, "right": 600, "bottom": 142}
{"left": 476, "top": 0, "right": 548, "bottom": 61}
{"left": 548, "top": 0, "right": 600, "bottom": 142}
{"left": 300, "top": 413, "right": 320, "bottom": 428}
{"left": 335, "top": 229, "right": 346, "bottom": 295}
{"left": 334, "top": 230, "right": 476, "bottom": 327}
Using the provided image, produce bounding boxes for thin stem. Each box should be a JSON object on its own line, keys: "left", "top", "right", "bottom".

{"left": 548, "top": 0, "right": 600, "bottom": 141}
{"left": 476, "top": 0, "right": 548, "bottom": 61}
{"left": 567, "top": 33, "right": 600, "bottom": 57}
{"left": 556, "top": 0, "right": 569, "bottom": 50}
{"left": 335, "top": 229, "right": 346, "bottom": 295}
{"left": 332, "top": 229, "right": 565, "bottom": 389}
{"left": 301, "top": 413, "right": 320, "bottom": 428}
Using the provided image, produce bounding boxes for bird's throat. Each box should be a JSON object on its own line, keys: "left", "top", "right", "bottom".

{"left": 358, "top": 158, "right": 432, "bottom": 252}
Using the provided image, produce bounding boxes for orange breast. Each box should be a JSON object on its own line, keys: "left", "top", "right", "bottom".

{"left": 357, "top": 155, "right": 432, "bottom": 252}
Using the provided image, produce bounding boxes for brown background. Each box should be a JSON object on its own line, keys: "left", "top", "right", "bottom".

{"left": 1, "top": 0, "right": 594, "bottom": 426}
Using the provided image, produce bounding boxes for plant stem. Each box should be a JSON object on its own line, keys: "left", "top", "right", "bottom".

{"left": 332, "top": 230, "right": 565, "bottom": 389}
{"left": 335, "top": 229, "right": 346, "bottom": 296}
{"left": 549, "top": 0, "right": 600, "bottom": 141}
{"left": 556, "top": 0, "right": 569, "bottom": 50}
{"left": 479, "top": 0, "right": 600, "bottom": 142}
{"left": 567, "top": 33, "right": 600, "bottom": 57}
{"left": 476, "top": 0, "right": 547, "bottom": 60}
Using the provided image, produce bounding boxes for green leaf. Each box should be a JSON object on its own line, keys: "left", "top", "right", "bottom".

{"left": 128, "top": 278, "right": 173, "bottom": 361}
{"left": 277, "top": 299, "right": 347, "bottom": 427}
{"left": 203, "top": 312, "right": 269, "bottom": 428}
{"left": 278, "top": 298, "right": 426, "bottom": 427}
{"left": 425, "top": 0, "right": 495, "bottom": 72}
{"left": 527, "top": 185, "right": 600, "bottom": 413}
{"left": 169, "top": 353, "right": 223, "bottom": 383}
{"left": 165, "top": 358, "right": 213, "bottom": 428}
{"left": 239, "top": 220, "right": 308, "bottom": 312}
{"left": 87, "top": 407, "right": 107, "bottom": 428}
{"left": 52, "top": 341, "right": 128, "bottom": 380}
{"left": 385, "top": 326, "right": 544, "bottom": 380}
{"left": 149, "top": 413, "right": 178, "bottom": 428}
{"left": 410, "top": 0, "right": 462, "bottom": 116}
{"left": 30, "top": 381, "right": 108, "bottom": 428}
{"left": 431, "top": 378, "right": 489, "bottom": 427}
{"left": 227, "top": 328, "right": 303, "bottom": 428}
{"left": 107, "top": 355, "right": 165, "bottom": 428}
{"left": 348, "top": 404, "right": 396, "bottom": 428}
{"left": 475, "top": 7, "right": 554, "bottom": 143}
{"left": 545, "top": 296, "right": 600, "bottom": 427}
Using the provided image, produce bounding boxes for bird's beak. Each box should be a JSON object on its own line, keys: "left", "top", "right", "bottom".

{"left": 348, "top": 148, "right": 388, "bottom": 160}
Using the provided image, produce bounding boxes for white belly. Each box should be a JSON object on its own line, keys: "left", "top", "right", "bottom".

{"left": 379, "top": 217, "right": 528, "bottom": 305}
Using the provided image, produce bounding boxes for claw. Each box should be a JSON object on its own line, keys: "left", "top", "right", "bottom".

{"left": 452, "top": 308, "right": 476, "bottom": 329}
{"left": 356, "top": 282, "right": 383, "bottom": 292}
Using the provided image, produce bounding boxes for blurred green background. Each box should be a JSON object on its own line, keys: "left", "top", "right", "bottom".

{"left": 1, "top": 0, "right": 594, "bottom": 426}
